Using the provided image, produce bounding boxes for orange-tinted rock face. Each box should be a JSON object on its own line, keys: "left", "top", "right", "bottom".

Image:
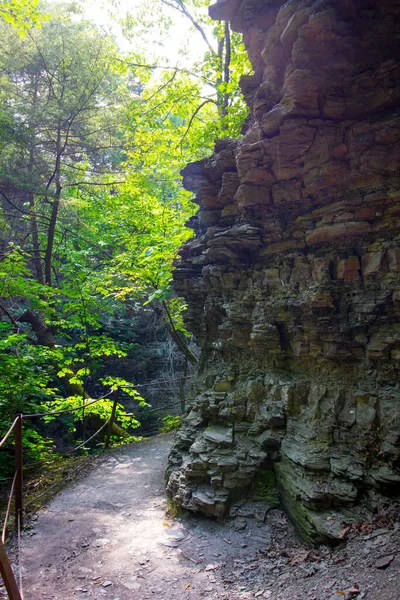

{"left": 166, "top": 0, "right": 400, "bottom": 543}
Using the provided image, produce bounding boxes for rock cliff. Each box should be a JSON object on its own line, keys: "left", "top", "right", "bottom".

{"left": 166, "top": 0, "right": 400, "bottom": 543}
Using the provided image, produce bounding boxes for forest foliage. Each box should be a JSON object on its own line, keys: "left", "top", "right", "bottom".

{"left": 0, "top": 0, "right": 251, "bottom": 474}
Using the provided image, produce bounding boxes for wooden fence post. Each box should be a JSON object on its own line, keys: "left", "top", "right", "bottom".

{"left": 0, "top": 539, "right": 22, "bottom": 600}
{"left": 14, "top": 415, "right": 23, "bottom": 530}
{"left": 105, "top": 388, "right": 119, "bottom": 449}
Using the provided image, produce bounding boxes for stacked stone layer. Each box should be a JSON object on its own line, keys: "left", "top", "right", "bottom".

{"left": 166, "top": 0, "right": 400, "bottom": 542}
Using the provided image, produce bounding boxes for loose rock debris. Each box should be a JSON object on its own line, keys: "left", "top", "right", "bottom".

{"left": 1, "top": 434, "right": 399, "bottom": 599}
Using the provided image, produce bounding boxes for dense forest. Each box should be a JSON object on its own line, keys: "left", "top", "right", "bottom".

{"left": 0, "top": 0, "right": 251, "bottom": 475}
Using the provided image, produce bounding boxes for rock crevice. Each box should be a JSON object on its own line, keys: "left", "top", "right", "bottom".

{"left": 166, "top": 0, "right": 400, "bottom": 543}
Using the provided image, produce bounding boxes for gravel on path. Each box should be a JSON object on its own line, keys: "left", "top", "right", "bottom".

{"left": 1, "top": 433, "right": 399, "bottom": 600}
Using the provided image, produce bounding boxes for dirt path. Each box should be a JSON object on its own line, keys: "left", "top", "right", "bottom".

{"left": 2, "top": 434, "right": 399, "bottom": 600}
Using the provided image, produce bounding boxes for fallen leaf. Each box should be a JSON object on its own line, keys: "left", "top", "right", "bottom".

{"left": 162, "top": 522, "right": 170, "bottom": 527}
{"left": 348, "top": 586, "right": 360, "bottom": 595}
{"left": 289, "top": 549, "right": 309, "bottom": 566}
{"left": 338, "top": 527, "right": 351, "bottom": 540}
{"left": 336, "top": 591, "right": 346, "bottom": 596}
{"left": 184, "top": 583, "right": 191, "bottom": 590}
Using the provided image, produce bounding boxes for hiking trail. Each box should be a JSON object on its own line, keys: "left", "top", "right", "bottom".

{"left": 3, "top": 434, "right": 399, "bottom": 600}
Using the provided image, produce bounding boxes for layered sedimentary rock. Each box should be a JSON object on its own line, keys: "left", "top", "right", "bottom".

{"left": 166, "top": 0, "right": 400, "bottom": 543}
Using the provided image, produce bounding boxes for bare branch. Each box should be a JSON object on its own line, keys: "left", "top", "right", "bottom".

{"left": 145, "top": 70, "right": 177, "bottom": 102}
{"left": 122, "top": 58, "right": 201, "bottom": 77}
{"left": 63, "top": 180, "right": 125, "bottom": 188}
{"left": 160, "top": 0, "right": 215, "bottom": 55}
{"left": 222, "top": 21, "right": 231, "bottom": 121}
{"left": 0, "top": 304, "right": 36, "bottom": 344}
{"left": 176, "top": 99, "right": 216, "bottom": 148}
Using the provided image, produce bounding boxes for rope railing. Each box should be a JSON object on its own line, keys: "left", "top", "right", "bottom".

{"left": 24, "top": 425, "right": 107, "bottom": 470}
{"left": 21, "top": 389, "right": 114, "bottom": 419}
{"left": 2, "top": 472, "right": 18, "bottom": 544}
{"left": 0, "top": 374, "right": 192, "bottom": 599}
{"left": 24, "top": 415, "right": 113, "bottom": 471}
{"left": 21, "top": 391, "right": 186, "bottom": 469}
{"left": 24, "top": 449, "right": 104, "bottom": 510}
{"left": 0, "top": 419, "right": 19, "bottom": 450}
{"left": 71, "top": 418, "right": 111, "bottom": 453}
{"left": 127, "top": 398, "right": 186, "bottom": 417}
{"left": 121, "top": 374, "right": 194, "bottom": 389}
{"left": 0, "top": 387, "right": 118, "bottom": 600}
{"left": 0, "top": 414, "right": 22, "bottom": 600}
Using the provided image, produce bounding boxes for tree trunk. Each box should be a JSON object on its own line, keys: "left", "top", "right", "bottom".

{"left": 17, "top": 309, "right": 57, "bottom": 346}
{"left": 45, "top": 196, "right": 59, "bottom": 286}
{"left": 216, "top": 35, "right": 225, "bottom": 117}
{"left": 28, "top": 193, "right": 44, "bottom": 285}
{"left": 152, "top": 300, "right": 198, "bottom": 365}
{"left": 16, "top": 310, "right": 83, "bottom": 396}
{"left": 222, "top": 21, "right": 231, "bottom": 123}
{"left": 45, "top": 123, "right": 62, "bottom": 286}
{"left": 28, "top": 82, "right": 45, "bottom": 285}
{"left": 216, "top": 23, "right": 231, "bottom": 124}
{"left": 16, "top": 309, "right": 129, "bottom": 438}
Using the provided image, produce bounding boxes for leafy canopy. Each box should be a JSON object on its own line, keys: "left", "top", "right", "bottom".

{"left": 0, "top": 0, "right": 252, "bottom": 470}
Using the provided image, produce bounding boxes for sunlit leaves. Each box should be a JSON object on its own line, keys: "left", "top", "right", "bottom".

{"left": 0, "top": 0, "right": 44, "bottom": 35}
{"left": 0, "top": 0, "right": 253, "bottom": 468}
